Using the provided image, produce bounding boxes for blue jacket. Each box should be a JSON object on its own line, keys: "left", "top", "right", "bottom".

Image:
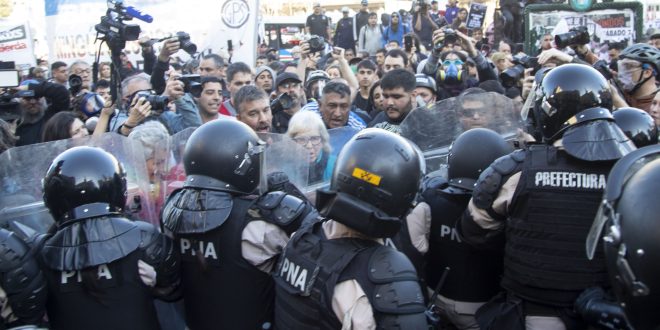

{"left": 382, "top": 23, "right": 411, "bottom": 47}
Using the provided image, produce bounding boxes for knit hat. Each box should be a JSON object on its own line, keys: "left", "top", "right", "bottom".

{"left": 255, "top": 66, "right": 276, "bottom": 82}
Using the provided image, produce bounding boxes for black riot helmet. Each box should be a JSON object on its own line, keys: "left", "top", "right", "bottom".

{"left": 447, "top": 128, "right": 513, "bottom": 192}
{"left": 536, "top": 63, "right": 613, "bottom": 142}
{"left": 320, "top": 129, "right": 423, "bottom": 237}
{"left": 183, "top": 119, "right": 266, "bottom": 194}
{"left": 612, "top": 107, "right": 658, "bottom": 148}
{"left": 593, "top": 145, "right": 660, "bottom": 330}
{"left": 42, "top": 146, "right": 127, "bottom": 223}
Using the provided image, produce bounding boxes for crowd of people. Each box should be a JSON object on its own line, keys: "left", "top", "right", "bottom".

{"left": 0, "top": 0, "right": 660, "bottom": 329}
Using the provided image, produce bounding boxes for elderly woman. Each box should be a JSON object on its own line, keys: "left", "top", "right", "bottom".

{"left": 128, "top": 121, "right": 171, "bottom": 221}
{"left": 286, "top": 110, "right": 335, "bottom": 184}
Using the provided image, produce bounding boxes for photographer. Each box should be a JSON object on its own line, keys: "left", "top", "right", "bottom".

{"left": 14, "top": 80, "right": 71, "bottom": 146}
{"left": 109, "top": 73, "right": 201, "bottom": 136}
{"left": 423, "top": 28, "right": 497, "bottom": 98}
{"left": 413, "top": 0, "right": 440, "bottom": 50}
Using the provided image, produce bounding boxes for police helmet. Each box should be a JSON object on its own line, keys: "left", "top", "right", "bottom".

{"left": 43, "top": 146, "right": 126, "bottom": 222}
{"left": 331, "top": 128, "right": 423, "bottom": 219}
{"left": 447, "top": 128, "right": 513, "bottom": 192}
{"left": 536, "top": 63, "right": 613, "bottom": 142}
{"left": 183, "top": 119, "right": 265, "bottom": 194}
{"left": 612, "top": 107, "right": 658, "bottom": 148}
{"left": 415, "top": 74, "right": 437, "bottom": 93}
{"left": 596, "top": 145, "right": 660, "bottom": 330}
{"left": 618, "top": 43, "right": 660, "bottom": 74}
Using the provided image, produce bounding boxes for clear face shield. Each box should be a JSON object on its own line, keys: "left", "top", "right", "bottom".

{"left": 233, "top": 139, "right": 267, "bottom": 195}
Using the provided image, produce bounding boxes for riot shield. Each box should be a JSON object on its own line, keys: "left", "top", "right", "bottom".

{"left": 400, "top": 100, "right": 464, "bottom": 173}
{"left": 164, "top": 127, "right": 196, "bottom": 195}
{"left": 401, "top": 92, "right": 524, "bottom": 173}
{"left": 0, "top": 133, "right": 158, "bottom": 233}
{"left": 258, "top": 133, "right": 309, "bottom": 193}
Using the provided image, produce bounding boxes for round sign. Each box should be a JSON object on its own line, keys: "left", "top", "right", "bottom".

{"left": 222, "top": 0, "right": 250, "bottom": 29}
{"left": 569, "top": 0, "right": 594, "bottom": 12}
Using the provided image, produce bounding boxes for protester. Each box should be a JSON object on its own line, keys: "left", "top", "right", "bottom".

{"left": 41, "top": 111, "right": 89, "bottom": 142}
{"left": 286, "top": 110, "right": 334, "bottom": 184}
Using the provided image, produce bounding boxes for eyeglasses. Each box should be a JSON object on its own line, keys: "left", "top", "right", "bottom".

{"left": 74, "top": 69, "right": 91, "bottom": 75}
{"left": 293, "top": 135, "right": 322, "bottom": 146}
{"left": 443, "top": 59, "right": 464, "bottom": 67}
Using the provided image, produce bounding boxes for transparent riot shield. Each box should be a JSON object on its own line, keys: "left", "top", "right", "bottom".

{"left": 0, "top": 133, "right": 158, "bottom": 234}
{"left": 258, "top": 133, "right": 309, "bottom": 194}
{"left": 456, "top": 91, "right": 524, "bottom": 140}
{"left": 164, "top": 127, "right": 196, "bottom": 196}
{"left": 400, "top": 100, "right": 464, "bottom": 173}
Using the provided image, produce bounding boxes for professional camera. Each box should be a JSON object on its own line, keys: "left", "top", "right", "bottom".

{"left": 500, "top": 55, "right": 539, "bottom": 88}
{"left": 270, "top": 92, "right": 294, "bottom": 114}
{"left": 177, "top": 74, "right": 201, "bottom": 95}
{"left": 307, "top": 35, "right": 326, "bottom": 53}
{"left": 434, "top": 28, "right": 458, "bottom": 53}
{"left": 69, "top": 74, "right": 83, "bottom": 96}
{"left": 174, "top": 31, "right": 197, "bottom": 55}
{"left": 555, "top": 26, "right": 590, "bottom": 49}
{"left": 94, "top": 1, "right": 146, "bottom": 49}
{"left": 132, "top": 91, "right": 170, "bottom": 113}
{"left": 592, "top": 60, "right": 614, "bottom": 81}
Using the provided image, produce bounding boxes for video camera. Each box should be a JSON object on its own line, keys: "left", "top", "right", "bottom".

{"left": 95, "top": 1, "right": 152, "bottom": 50}
{"left": 555, "top": 26, "right": 590, "bottom": 49}
{"left": 500, "top": 55, "right": 539, "bottom": 88}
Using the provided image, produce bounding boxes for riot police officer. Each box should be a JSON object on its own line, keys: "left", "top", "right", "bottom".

{"left": 459, "top": 64, "right": 637, "bottom": 329}
{"left": 584, "top": 145, "right": 660, "bottom": 330}
{"left": 40, "top": 146, "right": 180, "bottom": 330}
{"left": 0, "top": 228, "right": 46, "bottom": 328}
{"left": 273, "top": 128, "right": 428, "bottom": 329}
{"left": 161, "top": 119, "right": 315, "bottom": 330}
{"left": 612, "top": 107, "right": 658, "bottom": 148}
{"left": 404, "top": 128, "right": 513, "bottom": 329}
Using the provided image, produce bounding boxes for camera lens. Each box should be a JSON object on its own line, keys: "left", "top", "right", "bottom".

{"left": 500, "top": 65, "right": 525, "bottom": 88}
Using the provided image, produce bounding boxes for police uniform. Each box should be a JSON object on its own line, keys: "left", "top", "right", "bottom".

{"left": 41, "top": 217, "right": 179, "bottom": 330}
{"left": 460, "top": 143, "right": 617, "bottom": 328}
{"left": 273, "top": 128, "right": 428, "bottom": 330}
{"left": 39, "top": 146, "right": 180, "bottom": 330}
{"left": 160, "top": 119, "right": 316, "bottom": 330}
{"left": 162, "top": 188, "right": 312, "bottom": 330}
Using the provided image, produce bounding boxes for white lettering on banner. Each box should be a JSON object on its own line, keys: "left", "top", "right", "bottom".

{"left": 279, "top": 257, "right": 308, "bottom": 291}
{"left": 534, "top": 172, "right": 606, "bottom": 189}
{"left": 439, "top": 225, "right": 462, "bottom": 243}
{"left": 60, "top": 264, "right": 113, "bottom": 284}
{"left": 180, "top": 238, "right": 218, "bottom": 260}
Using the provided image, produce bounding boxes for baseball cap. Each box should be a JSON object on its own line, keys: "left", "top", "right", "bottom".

{"left": 361, "top": 0, "right": 369, "bottom": 5}
{"left": 341, "top": 6, "right": 350, "bottom": 13}
{"left": 313, "top": 2, "right": 321, "bottom": 8}
{"left": 275, "top": 72, "right": 302, "bottom": 87}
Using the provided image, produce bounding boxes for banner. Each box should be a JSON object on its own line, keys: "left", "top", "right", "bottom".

{"left": 466, "top": 3, "right": 487, "bottom": 29}
{"left": 529, "top": 8, "right": 635, "bottom": 49}
{"left": 44, "top": 0, "right": 259, "bottom": 68}
{"left": 0, "top": 22, "right": 35, "bottom": 70}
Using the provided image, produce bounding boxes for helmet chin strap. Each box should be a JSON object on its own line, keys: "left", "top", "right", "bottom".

{"left": 627, "top": 67, "right": 653, "bottom": 96}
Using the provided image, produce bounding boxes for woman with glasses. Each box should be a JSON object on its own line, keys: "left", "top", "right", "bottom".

{"left": 286, "top": 110, "right": 335, "bottom": 184}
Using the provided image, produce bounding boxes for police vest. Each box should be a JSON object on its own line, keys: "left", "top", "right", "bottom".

{"left": 40, "top": 216, "right": 161, "bottom": 330}
{"left": 425, "top": 187, "right": 504, "bottom": 302}
{"left": 503, "top": 146, "right": 612, "bottom": 307}
{"left": 273, "top": 220, "right": 427, "bottom": 330}
{"left": 173, "top": 195, "right": 274, "bottom": 330}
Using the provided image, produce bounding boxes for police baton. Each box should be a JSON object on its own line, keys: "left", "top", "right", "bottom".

{"left": 425, "top": 266, "right": 450, "bottom": 328}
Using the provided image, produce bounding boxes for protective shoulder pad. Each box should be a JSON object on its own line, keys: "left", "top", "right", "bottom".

{"left": 0, "top": 229, "right": 47, "bottom": 324}
{"left": 473, "top": 150, "right": 525, "bottom": 210}
{"left": 256, "top": 191, "right": 306, "bottom": 226}
{"left": 367, "top": 246, "right": 426, "bottom": 318}
{"left": 367, "top": 246, "right": 419, "bottom": 283}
